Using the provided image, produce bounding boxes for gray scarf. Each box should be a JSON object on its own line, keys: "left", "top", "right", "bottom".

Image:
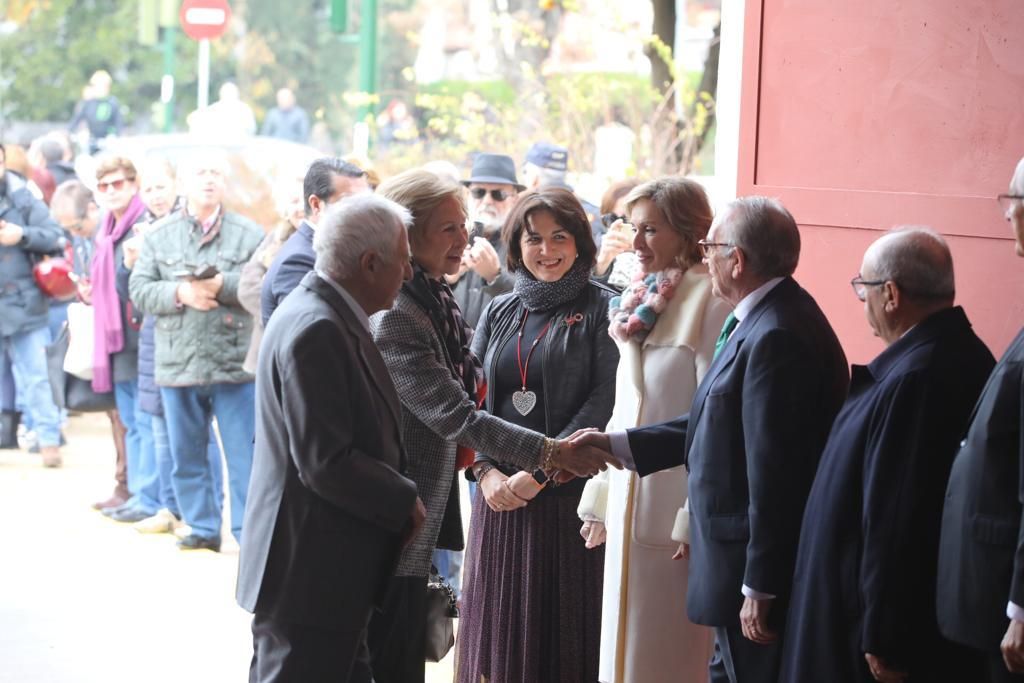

{"left": 512, "top": 258, "right": 591, "bottom": 312}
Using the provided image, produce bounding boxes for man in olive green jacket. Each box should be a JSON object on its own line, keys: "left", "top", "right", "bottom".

{"left": 129, "top": 151, "right": 263, "bottom": 552}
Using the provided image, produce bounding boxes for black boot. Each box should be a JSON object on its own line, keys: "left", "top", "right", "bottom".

{"left": 0, "top": 410, "right": 20, "bottom": 449}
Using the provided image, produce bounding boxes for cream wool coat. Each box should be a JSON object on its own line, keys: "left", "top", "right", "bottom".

{"left": 580, "top": 264, "right": 730, "bottom": 683}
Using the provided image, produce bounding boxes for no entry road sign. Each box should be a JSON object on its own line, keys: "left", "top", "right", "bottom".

{"left": 180, "top": 0, "right": 231, "bottom": 41}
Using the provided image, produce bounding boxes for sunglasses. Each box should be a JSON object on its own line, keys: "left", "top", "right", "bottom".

{"left": 97, "top": 178, "right": 129, "bottom": 193}
{"left": 469, "top": 188, "right": 513, "bottom": 202}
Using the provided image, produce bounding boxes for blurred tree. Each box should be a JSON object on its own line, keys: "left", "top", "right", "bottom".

{"left": 378, "top": 0, "right": 418, "bottom": 97}
{"left": 243, "top": 0, "right": 351, "bottom": 123}
{"left": 649, "top": 0, "right": 675, "bottom": 94}
{"left": 1, "top": 0, "right": 184, "bottom": 128}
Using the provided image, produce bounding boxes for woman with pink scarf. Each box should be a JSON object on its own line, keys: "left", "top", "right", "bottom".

{"left": 89, "top": 155, "right": 148, "bottom": 521}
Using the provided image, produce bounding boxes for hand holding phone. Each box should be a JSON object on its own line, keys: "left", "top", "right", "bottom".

{"left": 173, "top": 264, "right": 219, "bottom": 281}
{"left": 176, "top": 280, "right": 219, "bottom": 311}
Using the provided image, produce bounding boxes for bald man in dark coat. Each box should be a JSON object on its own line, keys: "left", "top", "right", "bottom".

{"left": 780, "top": 228, "right": 995, "bottom": 683}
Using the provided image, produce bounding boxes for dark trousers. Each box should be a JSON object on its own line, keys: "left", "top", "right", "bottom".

{"left": 977, "top": 649, "right": 1024, "bottom": 683}
{"left": 367, "top": 575, "right": 428, "bottom": 683}
{"left": 249, "top": 611, "right": 372, "bottom": 683}
{"left": 710, "top": 625, "right": 782, "bottom": 683}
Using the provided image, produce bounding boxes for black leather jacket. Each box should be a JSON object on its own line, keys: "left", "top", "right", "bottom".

{"left": 469, "top": 280, "right": 619, "bottom": 476}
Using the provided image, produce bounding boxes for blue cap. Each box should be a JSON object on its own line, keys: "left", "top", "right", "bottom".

{"left": 525, "top": 142, "right": 569, "bottom": 172}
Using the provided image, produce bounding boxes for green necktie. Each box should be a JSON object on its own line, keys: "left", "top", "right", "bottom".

{"left": 713, "top": 312, "right": 739, "bottom": 359}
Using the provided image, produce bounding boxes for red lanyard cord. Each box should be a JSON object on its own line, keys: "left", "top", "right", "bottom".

{"left": 515, "top": 310, "right": 553, "bottom": 390}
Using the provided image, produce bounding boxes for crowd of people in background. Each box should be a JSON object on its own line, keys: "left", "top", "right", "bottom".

{"left": 5, "top": 83, "right": 1024, "bottom": 683}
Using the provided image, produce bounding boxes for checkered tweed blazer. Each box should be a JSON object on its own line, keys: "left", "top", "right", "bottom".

{"left": 371, "top": 290, "right": 546, "bottom": 577}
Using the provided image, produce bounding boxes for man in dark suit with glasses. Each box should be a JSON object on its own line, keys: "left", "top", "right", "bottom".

{"left": 938, "top": 155, "right": 1024, "bottom": 682}
{"left": 572, "top": 196, "right": 849, "bottom": 683}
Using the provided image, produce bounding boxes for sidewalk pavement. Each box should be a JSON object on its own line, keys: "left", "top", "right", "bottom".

{"left": 0, "top": 412, "right": 455, "bottom": 682}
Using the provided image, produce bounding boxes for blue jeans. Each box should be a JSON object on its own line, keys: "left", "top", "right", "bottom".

{"left": 0, "top": 350, "right": 14, "bottom": 411}
{"left": 2, "top": 326, "right": 60, "bottom": 447}
{"left": 161, "top": 382, "right": 255, "bottom": 540}
{"left": 47, "top": 300, "right": 70, "bottom": 343}
{"left": 114, "top": 380, "right": 142, "bottom": 494}
{"left": 139, "top": 413, "right": 223, "bottom": 518}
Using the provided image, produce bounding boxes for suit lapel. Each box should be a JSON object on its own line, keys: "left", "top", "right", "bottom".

{"left": 685, "top": 327, "right": 743, "bottom": 454}
{"left": 684, "top": 279, "right": 793, "bottom": 454}
{"left": 303, "top": 273, "right": 403, "bottom": 431}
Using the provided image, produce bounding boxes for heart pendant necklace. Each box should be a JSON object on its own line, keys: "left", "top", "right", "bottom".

{"left": 513, "top": 310, "right": 553, "bottom": 416}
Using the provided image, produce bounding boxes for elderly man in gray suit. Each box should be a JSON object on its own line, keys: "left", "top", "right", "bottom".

{"left": 237, "top": 194, "right": 426, "bottom": 683}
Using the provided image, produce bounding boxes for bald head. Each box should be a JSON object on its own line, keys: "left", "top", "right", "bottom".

{"left": 865, "top": 226, "right": 955, "bottom": 304}
{"left": 1012, "top": 157, "right": 1024, "bottom": 196}
{"left": 1008, "top": 156, "right": 1024, "bottom": 258}
{"left": 276, "top": 88, "right": 295, "bottom": 109}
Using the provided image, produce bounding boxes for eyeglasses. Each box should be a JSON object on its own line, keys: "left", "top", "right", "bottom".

{"left": 601, "top": 212, "right": 626, "bottom": 228}
{"left": 998, "top": 194, "right": 1024, "bottom": 215}
{"left": 850, "top": 275, "right": 886, "bottom": 301}
{"left": 97, "top": 178, "right": 129, "bottom": 193}
{"left": 469, "top": 188, "right": 513, "bottom": 202}
{"left": 697, "top": 239, "right": 734, "bottom": 258}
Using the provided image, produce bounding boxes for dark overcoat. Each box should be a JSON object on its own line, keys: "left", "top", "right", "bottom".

{"left": 780, "top": 306, "right": 994, "bottom": 683}
{"left": 937, "top": 327, "right": 1024, "bottom": 652}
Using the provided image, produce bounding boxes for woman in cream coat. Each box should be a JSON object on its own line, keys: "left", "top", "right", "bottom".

{"left": 579, "top": 177, "right": 731, "bottom": 683}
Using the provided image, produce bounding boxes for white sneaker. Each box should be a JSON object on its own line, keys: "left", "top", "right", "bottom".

{"left": 173, "top": 524, "right": 193, "bottom": 539}
{"left": 133, "top": 508, "right": 182, "bottom": 534}
{"left": 18, "top": 428, "right": 37, "bottom": 451}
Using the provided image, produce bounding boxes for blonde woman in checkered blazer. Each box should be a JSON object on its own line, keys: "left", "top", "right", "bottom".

{"left": 367, "top": 169, "right": 615, "bottom": 682}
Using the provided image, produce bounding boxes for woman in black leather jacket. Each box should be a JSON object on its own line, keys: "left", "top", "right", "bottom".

{"left": 457, "top": 187, "right": 619, "bottom": 683}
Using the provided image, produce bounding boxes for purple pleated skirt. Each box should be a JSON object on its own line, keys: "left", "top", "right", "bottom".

{"left": 456, "top": 487, "right": 604, "bottom": 683}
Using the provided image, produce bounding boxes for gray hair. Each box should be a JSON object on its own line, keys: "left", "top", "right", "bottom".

{"left": 51, "top": 179, "right": 94, "bottom": 219}
{"left": 722, "top": 196, "right": 801, "bottom": 278}
{"left": 525, "top": 162, "right": 567, "bottom": 188}
{"left": 868, "top": 226, "right": 955, "bottom": 301}
{"left": 39, "top": 138, "right": 63, "bottom": 164}
{"left": 137, "top": 156, "right": 177, "bottom": 183}
{"left": 181, "top": 150, "right": 230, "bottom": 179}
{"left": 313, "top": 193, "right": 412, "bottom": 280}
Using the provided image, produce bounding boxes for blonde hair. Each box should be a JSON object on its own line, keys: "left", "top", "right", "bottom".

{"left": 377, "top": 168, "right": 465, "bottom": 241}
{"left": 626, "top": 176, "right": 713, "bottom": 270}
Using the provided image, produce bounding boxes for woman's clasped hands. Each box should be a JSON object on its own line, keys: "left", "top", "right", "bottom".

{"left": 480, "top": 468, "right": 543, "bottom": 512}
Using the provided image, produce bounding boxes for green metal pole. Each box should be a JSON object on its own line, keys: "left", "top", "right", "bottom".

{"left": 357, "top": 0, "right": 378, "bottom": 124}
{"left": 162, "top": 26, "right": 176, "bottom": 132}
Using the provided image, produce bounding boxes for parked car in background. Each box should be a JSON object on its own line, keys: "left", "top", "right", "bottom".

{"left": 90, "top": 134, "right": 321, "bottom": 229}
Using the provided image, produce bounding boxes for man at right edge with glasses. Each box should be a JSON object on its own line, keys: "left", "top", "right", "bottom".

{"left": 937, "top": 155, "right": 1024, "bottom": 682}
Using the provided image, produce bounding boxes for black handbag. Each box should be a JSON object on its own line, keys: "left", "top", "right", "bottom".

{"left": 45, "top": 322, "right": 116, "bottom": 413}
{"left": 424, "top": 566, "right": 459, "bottom": 663}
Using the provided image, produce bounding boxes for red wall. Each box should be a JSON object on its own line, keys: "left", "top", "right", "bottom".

{"left": 738, "top": 0, "right": 1024, "bottom": 363}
